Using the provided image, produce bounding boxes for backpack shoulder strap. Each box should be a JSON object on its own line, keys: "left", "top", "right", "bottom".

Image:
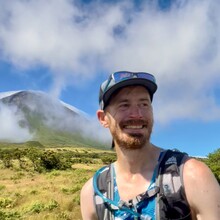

{"left": 93, "top": 149, "right": 192, "bottom": 220}
{"left": 155, "top": 149, "right": 192, "bottom": 220}
{"left": 93, "top": 164, "right": 114, "bottom": 220}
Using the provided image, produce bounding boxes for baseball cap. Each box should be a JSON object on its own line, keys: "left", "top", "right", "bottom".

{"left": 99, "top": 71, "right": 158, "bottom": 109}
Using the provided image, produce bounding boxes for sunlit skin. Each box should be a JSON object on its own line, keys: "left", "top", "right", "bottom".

{"left": 99, "top": 86, "right": 154, "bottom": 150}
{"left": 97, "top": 86, "right": 161, "bottom": 202}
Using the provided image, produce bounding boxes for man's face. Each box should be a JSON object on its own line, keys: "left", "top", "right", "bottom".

{"left": 101, "top": 85, "right": 154, "bottom": 150}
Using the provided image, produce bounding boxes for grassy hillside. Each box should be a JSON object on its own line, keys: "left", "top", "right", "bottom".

{"left": 1, "top": 90, "right": 107, "bottom": 149}
{"left": 0, "top": 145, "right": 116, "bottom": 220}
{"left": 25, "top": 111, "right": 106, "bottom": 149}
{"left": 33, "top": 125, "right": 106, "bottom": 149}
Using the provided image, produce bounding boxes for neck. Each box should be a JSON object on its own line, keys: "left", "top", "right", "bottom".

{"left": 114, "top": 143, "right": 162, "bottom": 174}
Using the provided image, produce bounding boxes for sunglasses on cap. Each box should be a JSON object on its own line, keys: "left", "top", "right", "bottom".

{"left": 99, "top": 71, "right": 157, "bottom": 110}
{"left": 103, "top": 71, "right": 156, "bottom": 93}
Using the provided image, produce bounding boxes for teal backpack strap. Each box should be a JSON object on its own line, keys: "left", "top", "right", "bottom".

{"left": 107, "top": 164, "right": 115, "bottom": 220}
{"left": 93, "top": 164, "right": 144, "bottom": 219}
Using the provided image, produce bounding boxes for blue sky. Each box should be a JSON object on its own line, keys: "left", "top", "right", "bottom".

{"left": 0, "top": 0, "right": 220, "bottom": 157}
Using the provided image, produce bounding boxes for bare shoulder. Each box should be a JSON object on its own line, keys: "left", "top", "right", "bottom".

{"left": 81, "top": 177, "right": 93, "bottom": 196}
{"left": 183, "top": 158, "right": 216, "bottom": 180}
{"left": 183, "top": 158, "right": 220, "bottom": 219}
{"left": 80, "top": 177, "right": 97, "bottom": 220}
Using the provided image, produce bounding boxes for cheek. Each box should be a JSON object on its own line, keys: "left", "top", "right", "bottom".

{"left": 103, "top": 114, "right": 116, "bottom": 128}
{"left": 144, "top": 108, "right": 153, "bottom": 117}
{"left": 107, "top": 117, "right": 120, "bottom": 131}
{"left": 102, "top": 117, "right": 110, "bottom": 128}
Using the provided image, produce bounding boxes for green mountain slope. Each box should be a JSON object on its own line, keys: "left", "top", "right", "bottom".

{"left": 0, "top": 90, "right": 106, "bottom": 148}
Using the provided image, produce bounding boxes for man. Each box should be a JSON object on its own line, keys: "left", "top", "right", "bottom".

{"left": 80, "top": 71, "right": 220, "bottom": 220}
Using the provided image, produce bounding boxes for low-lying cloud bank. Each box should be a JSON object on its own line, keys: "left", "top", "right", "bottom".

{"left": 0, "top": 91, "right": 111, "bottom": 144}
{"left": 0, "top": 102, "right": 33, "bottom": 142}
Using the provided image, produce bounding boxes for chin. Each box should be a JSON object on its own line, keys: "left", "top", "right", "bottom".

{"left": 112, "top": 129, "right": 152, "bottom": 149}
{"left": 119, "top": 135, "right": 147, "bottom": 150}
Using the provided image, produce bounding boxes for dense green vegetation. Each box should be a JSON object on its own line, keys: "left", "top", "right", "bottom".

{"left": 0, "top": 144, "right": 218, "bottom": 183}
{"left": 0, "top": 143, "right": 218, "bottom": 219}
{"left": 0, "top": 145, "right": 116, "bottom": 173}
{"left": 0, "top": 144, "right": 116, "bottom": 219}
{"left": 202, "top": 148, "right": 220, "bottom": 184}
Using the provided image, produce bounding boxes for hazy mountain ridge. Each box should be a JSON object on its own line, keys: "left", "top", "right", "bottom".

{"left": 0, "top": 90, "right": 107, "bottom": 148}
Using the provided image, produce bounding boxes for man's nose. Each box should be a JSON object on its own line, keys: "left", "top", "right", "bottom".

{"left": 129, "top": 105, "right": 143, "bottom": 118}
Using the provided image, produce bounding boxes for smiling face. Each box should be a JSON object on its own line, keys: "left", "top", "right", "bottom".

{"left": 97, "top": 85, "right": 154, "bottom": 150}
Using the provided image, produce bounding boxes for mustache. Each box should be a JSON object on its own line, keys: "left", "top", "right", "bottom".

{"left": 120, "top": 119, "right": 148, "bottom": 127}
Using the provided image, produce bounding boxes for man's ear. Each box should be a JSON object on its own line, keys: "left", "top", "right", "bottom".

{"left": 97, "top": 110, "right": 109, "bottom": 128}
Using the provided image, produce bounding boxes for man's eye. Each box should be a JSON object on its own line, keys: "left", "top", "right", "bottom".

{"left": 141, "top": 103, "right": 150, "bottom": 107}
{"left": 119, "top": 103, "right": 129, "bottom": 108}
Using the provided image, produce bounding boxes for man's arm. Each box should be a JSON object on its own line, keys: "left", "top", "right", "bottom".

{"left": 184, "top": 158, "right": 220, "bottom": 220}
{"left": 80, "top": 177, "right": 98, "bottom": 220}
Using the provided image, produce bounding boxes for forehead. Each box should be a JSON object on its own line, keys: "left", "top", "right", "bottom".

{"left": 110, "top": 85, "right": 150, "bottom": 102}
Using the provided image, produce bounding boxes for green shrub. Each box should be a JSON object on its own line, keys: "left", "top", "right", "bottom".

{"left": 57, "top": 212, "right": 71, "bottom": 220}
{"left": 0, "top": 197, "right": 13, "bottom": 208}
{"left": 40, "top": 151, "right": 61, "bottom": 170}
{"left": 46, "top": 199, "right": 59, "bottom": 211}
{"left": 100, "top": 155, "right": 116, "bottom": 164}
{"left": 205, "top": 148, "right": 220, "bottom": 184}
{"left": 30, "top": 202, "right": 45, "bottom": 213}
{"left": 72, "top": 194, "right": 80, "bottom": 205}
{"left": 10, "top": 171, "right": 25, "bottom": 180}
{"left": 29, "top": 200, "right": 59, "bottom": 213}
{"left": 0, "top": 210, "right": 21, "bottom": 220}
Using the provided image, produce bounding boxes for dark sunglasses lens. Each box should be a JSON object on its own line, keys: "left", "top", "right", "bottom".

{"left": 113, "top": 72, "right": 133, "bottom": 82}
{"left": 137, "top": 73, "right": 155, "bottom": 81}
{"left": 114, "top": 71, "right": 154, "bottom": 83}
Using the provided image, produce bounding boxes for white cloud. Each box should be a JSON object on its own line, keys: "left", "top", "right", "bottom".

{"left": 0, "top": 90, "right": 111, "bottom": 144}
{"left": 0, "top": 0, "right": 220, "bottom": 124}
{"left": 0, "top": 103, "right": 33, "bottom": 142}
